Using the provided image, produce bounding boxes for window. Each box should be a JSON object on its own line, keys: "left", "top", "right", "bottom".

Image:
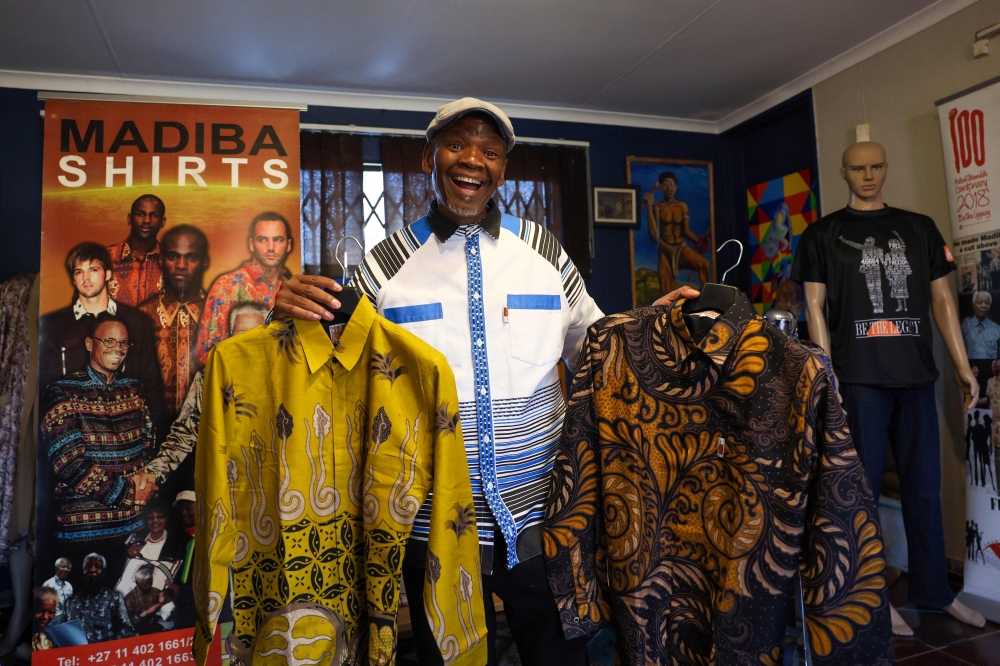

{"left": 362, "top": 163, "right": 387, "bottom": 250}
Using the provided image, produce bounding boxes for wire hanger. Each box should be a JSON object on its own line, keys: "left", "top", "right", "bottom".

{"left": 681, "top": 239, "right": 743, "bottom": 318}
{"left": 327, "top": 236, "right": 364, "bottom": 322}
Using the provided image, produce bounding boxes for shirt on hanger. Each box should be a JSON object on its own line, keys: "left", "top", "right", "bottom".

{"left": 352, "top": 200, "right": 603, "bottom": 572}
{"left": 193, "top": 296, "right": 486, "bottom": 666}
{"left": 543, "top": 295, "right": 893, "bottom": 665}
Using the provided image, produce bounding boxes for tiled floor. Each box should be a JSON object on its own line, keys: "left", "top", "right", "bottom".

{"left": 891, "top": 575, "right": 1000, "bottom": 665}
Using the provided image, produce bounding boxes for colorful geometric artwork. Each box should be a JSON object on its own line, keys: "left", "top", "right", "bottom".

{"left": 747, "top": 169, "right": 819, "bottom": 318}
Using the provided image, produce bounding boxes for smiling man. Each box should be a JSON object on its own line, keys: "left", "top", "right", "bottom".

{"left": 272, "top": 97, "right": 695, "bottom": 666}
{"left": 195, "top": 212, "right": 293, "bottom": 365}
{"left": 41, "top": 315, "right": 157, "bottom": 585}
{"left": 107, "top": 194, "right": 167, "bottom": 307}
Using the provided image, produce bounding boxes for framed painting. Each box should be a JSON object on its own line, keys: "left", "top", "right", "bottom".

{"left": 746, "top": 169, "right": 819, "bottom": 318}
{"left": 593, "top": 184, "right": 641, "bottom": 227}
{"left": 628, "top": 157, "right": 715, "bottom": 308}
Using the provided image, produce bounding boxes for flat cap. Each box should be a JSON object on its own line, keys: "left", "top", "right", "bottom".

{"left": 426, "top": 97, "right": 516, "bottom": 152}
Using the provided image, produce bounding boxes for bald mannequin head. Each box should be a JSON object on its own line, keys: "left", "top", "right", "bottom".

{"left": 840, "top": 141, "right": 888, "bottom": 210}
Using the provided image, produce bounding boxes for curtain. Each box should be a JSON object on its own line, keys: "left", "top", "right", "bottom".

{"left": 381, "top": 136, "right": 435, "bottom": 236}
{"left": 300, "top": 131, "right": 365, "bottom": 278}
{"left": 0, "top": 273, "right": 35, "bottom": 557}
{"left": 498, "top": 143, "right": 590, "bottom": 277}
{"left": 378, "top": 136, "right": 591, "bottom": 277}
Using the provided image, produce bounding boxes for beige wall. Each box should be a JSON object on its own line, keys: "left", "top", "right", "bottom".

{"left": 812, "top": 0, "right": 1000, "bottom": 563}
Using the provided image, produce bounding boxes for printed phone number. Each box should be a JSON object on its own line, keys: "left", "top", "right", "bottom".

{"left": 58, "top": 638, "right": 194, "bottom": 666}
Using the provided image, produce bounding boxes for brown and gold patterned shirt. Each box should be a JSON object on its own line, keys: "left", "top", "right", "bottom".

{"left": 543, "top": 295, "right": 893, "bottom": 665}
{"left": 138, "top": 289, "right": 205, "bottom": 420}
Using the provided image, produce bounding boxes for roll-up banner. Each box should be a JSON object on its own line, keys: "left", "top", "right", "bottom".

{"left": 937, "top": 78, "right": 1000, "bottom": 621}
{"left": 32, "top": 98, "right": 300, "bottom": 664}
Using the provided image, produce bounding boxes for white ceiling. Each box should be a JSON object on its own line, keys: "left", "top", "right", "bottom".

{"left": 0, "top": 0, "right": 976, "bottom": 130}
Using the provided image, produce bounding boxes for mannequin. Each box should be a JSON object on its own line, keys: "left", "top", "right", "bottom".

{"left": 797, "top": 141, "right": 984, "bottom": 636}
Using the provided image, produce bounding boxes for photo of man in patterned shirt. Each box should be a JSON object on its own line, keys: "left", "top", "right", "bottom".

{"left": 195, "top": 212, "right": 292, "bottom": 366}
{"left": 107, "top": 194, "right": 167, "bottom": 307}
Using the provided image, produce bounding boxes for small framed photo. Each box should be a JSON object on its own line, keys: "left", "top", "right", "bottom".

{"left": 593, "top": 185, "right": 641, "bottom": 227}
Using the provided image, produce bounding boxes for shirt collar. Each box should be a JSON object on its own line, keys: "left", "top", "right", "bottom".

{"left": 427, "top": 199, "right": 501, "bottom": 242}
{"left": 296, "top": 295, "right": 377, "bottom": 374}
{"left": 120, "top": 240, "right": 161, "bottom": 261}
{"left": 73, "top": 297, "right": 117, "bottom": 320}
{"left": 85, "top": 364, "right": 118, "bottom": 385}
{"left": 158, "top": 290, "right": 204, "bottom": 323}
{"left": 667, "top": 292, "right": 759, "bottom": 367}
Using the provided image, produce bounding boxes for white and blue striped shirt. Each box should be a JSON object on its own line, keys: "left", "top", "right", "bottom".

{"left": 351, "top": 201, "right": 603, "bottom": 572}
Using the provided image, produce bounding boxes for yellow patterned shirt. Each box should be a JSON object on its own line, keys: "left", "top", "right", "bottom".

{"left": 193, "top": 297, "right": 487, "bottom": 666}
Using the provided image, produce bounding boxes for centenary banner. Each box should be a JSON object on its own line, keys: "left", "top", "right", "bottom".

{"left": 938, "top": 79, "right": 1000, "bottom": 620}
{"left": 33, "top": 98, "right": 300, "bottom": 664}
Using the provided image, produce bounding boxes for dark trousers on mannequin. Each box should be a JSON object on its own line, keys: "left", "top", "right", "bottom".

{"left": 401, "top": 530, "right": 590, "bottom": 666}
{"left": 840, "top": 383, "right": 955, "bottom": 608}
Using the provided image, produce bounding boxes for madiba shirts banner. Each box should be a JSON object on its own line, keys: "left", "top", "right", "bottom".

{"left": 937, "top": 81, "right": 1000, "bottom": 621}
{"left": 33, "top": 98, "right": 299, "bottom": 664}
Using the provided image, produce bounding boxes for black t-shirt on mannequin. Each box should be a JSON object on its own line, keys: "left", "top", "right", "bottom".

{"left": 791, "top": 205, "right": 955, "bottom": 387}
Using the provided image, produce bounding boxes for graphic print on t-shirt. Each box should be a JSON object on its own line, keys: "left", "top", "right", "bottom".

{"left": 838, "top": 231, "right": 919, "bottom": 338}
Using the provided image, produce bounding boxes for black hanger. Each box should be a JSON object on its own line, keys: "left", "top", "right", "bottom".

{"left": 681, "top": 239, "right": 743, "bottom": 342}
{"left": 681, "top": 239, "right": 743, "bottom": 316}
{"left": 323, "top": 236, "right": 364, "bottom": 331}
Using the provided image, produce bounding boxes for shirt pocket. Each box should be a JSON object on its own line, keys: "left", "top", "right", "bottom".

{"left": 383, "top": 302, "right": 448, "bottom": 356}
{"left": 507, "top": 294, "right": 563, "bottom": 366}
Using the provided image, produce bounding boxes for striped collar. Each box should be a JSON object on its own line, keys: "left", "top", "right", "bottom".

{"left": 427, "top": 199, "right": 501, "bottom": 242}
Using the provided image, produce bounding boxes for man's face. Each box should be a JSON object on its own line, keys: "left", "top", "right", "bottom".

{"left": 658, "top": 178, "right": 678, "bottom": 199}
{"left": 248, "top": 220, "right": 292, "bottom": 269}
{"left": 35, "top": 597, "right": 57, "bottom": 628}
{"left": 423, "top": 115, "right": 508, "bottom": 220}
{"left": 840, "top": 143, "right": 888, "bottom": 200}
{"left": 85, "top": 321, "right": 129, "bottom": 376}
{"left": 232, "top": 311, "right": 266, "bottom": 336}
{"left": 162, "top": 233, "right": 208, "bottom": 300}
{"left": 178, "top": 500, "right": 196, "bottom": 529}
{"left": 128, "top": 199, "right": 166, "bottom": 242}
{"left": 55, "top": 560, "right": 71, "bottom": 580}
{"left": 82, "top": 557, "right": 103, "bottom": 580}
{"left": 137, "top": 577, "right": 153, "bottom": 593}
{"left": 146, "top": 510, "right": 166, "bottom": 535}
{"left": 72, "top": 260, "right": 110, "bottom": 299}
{"left": 974, "top": 295, "right": 992, "bottom": 319}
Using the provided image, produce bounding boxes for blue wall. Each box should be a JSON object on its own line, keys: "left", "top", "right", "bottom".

{"left": 718, "top": 91, "right": 820, "bottom": 296}
{"left": 0, "top": 87, "right": 45, "bottom": 284}
{"left": 0, "top": 87, "right": 814, "bottom": 316}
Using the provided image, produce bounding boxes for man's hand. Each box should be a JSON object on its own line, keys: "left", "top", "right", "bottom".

{"left": 957, "top": 363, "right": 980, "bottom": 412}
{"left": 643, "top": 190, "right": 656, "bottom": 208}
{"left": 652, "top": 286, "right": 701, "bottom": 307}
{"left": 130, "top": 472, "right": 158, "bottom": 504}
{"left": 274, "top": 275, "right": 343, "bottom": 321}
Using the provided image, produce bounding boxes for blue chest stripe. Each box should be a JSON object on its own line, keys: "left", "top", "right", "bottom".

{"left": 383, "top": 302, "right": 444, "bottom": 324}
{"left": 507, "top": 294, "right": 560, "bottom": 310}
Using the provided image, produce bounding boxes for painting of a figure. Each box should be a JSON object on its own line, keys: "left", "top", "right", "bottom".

{"left": 628, "top": 158, "right": 715, "bottom": 308}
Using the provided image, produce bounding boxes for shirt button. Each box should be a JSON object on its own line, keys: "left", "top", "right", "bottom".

{"left": 486, "top": 481, "right": 494, "bottom": 490}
